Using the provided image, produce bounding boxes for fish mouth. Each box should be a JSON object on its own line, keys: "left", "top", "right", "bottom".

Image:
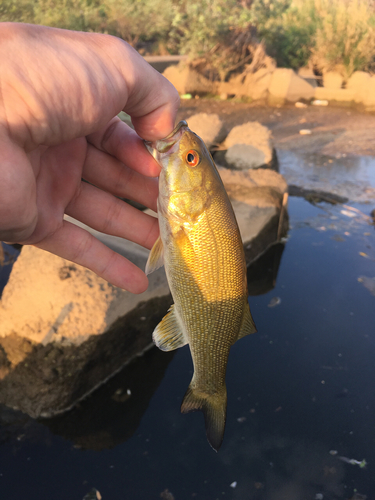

{"left": 164, "top": 120, "right": 188, "bottom": 140}
{"left": 144, "top": 120, "right": 188, "bottom": 158}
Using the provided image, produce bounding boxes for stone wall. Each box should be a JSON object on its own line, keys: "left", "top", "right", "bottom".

{"left": 162, "top": 62, "right": 375, "bottom": 110}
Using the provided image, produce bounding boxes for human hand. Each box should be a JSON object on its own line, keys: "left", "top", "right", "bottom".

{"left": 0, "top": 23, "right": 180, "bottom": 293}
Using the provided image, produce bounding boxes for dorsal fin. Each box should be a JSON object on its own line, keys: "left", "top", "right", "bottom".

{"left": 145, "top": 236, "right": 164, "bottom": 276}
{"left": 237, "top": 303, "right": 257, "bottom": 340}
{"left": 153, "top": 305, "right": 188, "bottom": 351}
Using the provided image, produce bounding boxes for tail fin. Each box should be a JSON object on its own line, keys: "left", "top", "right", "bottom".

{"left": 181, "top": 384, "right": 227, "bottom": 452}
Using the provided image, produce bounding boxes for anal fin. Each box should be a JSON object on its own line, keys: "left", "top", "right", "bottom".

{"left": 237, "top": 302, "right": 257, "bottom": 340}
{"left": 153, "top": 304, "right": 188, "bottom": 351}
{"left": 145, "top": 236, "right": 164, "bottom": 276}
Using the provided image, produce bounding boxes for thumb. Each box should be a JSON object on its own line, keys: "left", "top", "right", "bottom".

{"left": 118, "top": 46, "right": 180, "bottom": 141}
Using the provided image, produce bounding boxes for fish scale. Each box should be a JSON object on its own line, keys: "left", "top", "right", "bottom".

{"left": 144, "top": 121, "right": 256, "bottom": 451}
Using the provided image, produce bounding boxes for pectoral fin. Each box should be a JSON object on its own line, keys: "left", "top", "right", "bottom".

{"left": 237, "top": 303, "right": 257, "bottom": 340}
{"left": 145, "top": 236, "right": 164, "bottom": 276}
{"left": 153, "top": 305, "right": 188, "bottom": 351}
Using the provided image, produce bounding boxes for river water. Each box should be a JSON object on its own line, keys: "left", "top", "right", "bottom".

{"left": 0, "top": 195, "right": 374, "bottom": 500}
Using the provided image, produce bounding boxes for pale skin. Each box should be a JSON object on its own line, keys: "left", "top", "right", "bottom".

{"left": 0, "top": 23, "right": 180, "bottom": 293}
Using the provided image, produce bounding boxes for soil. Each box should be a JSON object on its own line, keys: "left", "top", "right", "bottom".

{"left": 178, "top": 99, "right": 375, "bottom": 157}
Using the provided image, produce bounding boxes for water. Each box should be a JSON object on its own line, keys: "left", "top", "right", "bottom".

{"left": 1, "top": 197, "right": 375, "bottom": 500}
{"left": 0, "top": 244, "right": 20, "bottom": 298}
{"left": 278, "top": 150, "right": 375, "bottom": 203}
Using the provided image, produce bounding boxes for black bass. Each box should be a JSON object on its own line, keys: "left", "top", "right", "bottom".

{"left": 144, "top": 121, "right": 256, "bottom": 451}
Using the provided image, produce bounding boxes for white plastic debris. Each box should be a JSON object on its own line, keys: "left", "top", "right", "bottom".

{"left": 338, "top": 456, "right": 367, "bottom": 468}
{"left": 341, "top": 210, "right": 357, "bottom": 218}
{"left": 230, "top": 482, "right": 237, "bottom": 488}
{"left": 299, "top": 129, "right": 312, "bottom": 135}
{"left": 312, "top": 99, "right": 329, "bottom": 106}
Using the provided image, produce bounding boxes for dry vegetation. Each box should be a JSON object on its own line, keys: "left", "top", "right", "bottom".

{"left": 1, "top": 0, "right": 375, "bottom": 79}
{"left": 311, "top": 0, "right": 375, "bottom": 78}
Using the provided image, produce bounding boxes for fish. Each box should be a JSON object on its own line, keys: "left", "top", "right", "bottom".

{"left": 144, "top": 120, "right": 256, "bottom": 451}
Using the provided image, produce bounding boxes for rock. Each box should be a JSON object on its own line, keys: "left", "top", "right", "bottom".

{"left": 0, "top": 246, "right": 113, "bottom": 345}
{"left": 0, "top": 170, "right": 288, "bottom": 419}
{"left": 42, "top": 346, "right": 175, "bottom": 450}
{"left": 186, "top": 113, "right": 227, "bottom": 148}
{"left": 218, "top": 168, "right": 289, "bottom": 262}
{"left": 225, "top": 144, "right": 268, "bottom": 170}
{"left": 268, "top": 68, "right": 315, "bottom": 103}
{"left": 288, "top": 185, "right": 348, "bottom": 205}
{"left": 162, "top": 63, "right": 214, "bottom": 95}
{"left": 0, "top": 230, "right": 172, "bottom": 418}
{"left": 216, "top": 73, "right": 246, "bottom": 97}
{"left": 216, "top": 66, "right": 276, "bottom": 101}
{"left": 243, "top": 67, "right": 274, "bottom": 100}
{"left": 220, "top": 167, "right": 287, "bottom": 197}
{"left": 216, "top": 79, "right": 245, "bottom": 97}
{"left": 359, "top": 76, "right": 375, "bottom": 109}
{"left": 144, "top": 54, "right": 186, "bottom": 74}
{"left": 346, "top": 71, "right": 372, "bottom": 103}
{"left": 297, "top": 67, "right": 318, "bottom": 88}
{"left": 314, "top": 87, "right": 356, "bottom": 102}
{"left": 323, "top": 71, "right": 343, "bottom": 89}
{"left": 223, "top": 122, "right": 275, "bottom": 169}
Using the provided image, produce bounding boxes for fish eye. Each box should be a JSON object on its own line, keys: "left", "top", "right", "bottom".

{"left": 186, "top": 150, "right": 200, "bottom": 167}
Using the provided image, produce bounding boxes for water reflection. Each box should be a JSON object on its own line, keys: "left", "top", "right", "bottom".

{"left": 42, "top": 347, "right": 174, "bottom": 450}
{"left": 39, "top": 242, "right": 285, "bottom": 450}
{"left": 0, "top": 243, "right": 21, "bottom": 298}
{"left": 221, "top": 434, "right": 346, "bottom": 500}
{"left": 279, "top": 150, "right": 375, "bottom": 202}
{"left": 247, "top": 243, "right": 285, "bottom": 296}
{"left": 281, "top": 150, "right": 375, "bottom": 183}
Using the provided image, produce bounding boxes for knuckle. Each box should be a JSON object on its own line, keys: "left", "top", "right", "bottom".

{"left": 71, "top": 230, "right": 94, "bottom": 264}
{"left": 102, "top": 198, "right": 123, "bottom": 234}
{"left": 100, "top": 118, "right": 121, "bottom": 154}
